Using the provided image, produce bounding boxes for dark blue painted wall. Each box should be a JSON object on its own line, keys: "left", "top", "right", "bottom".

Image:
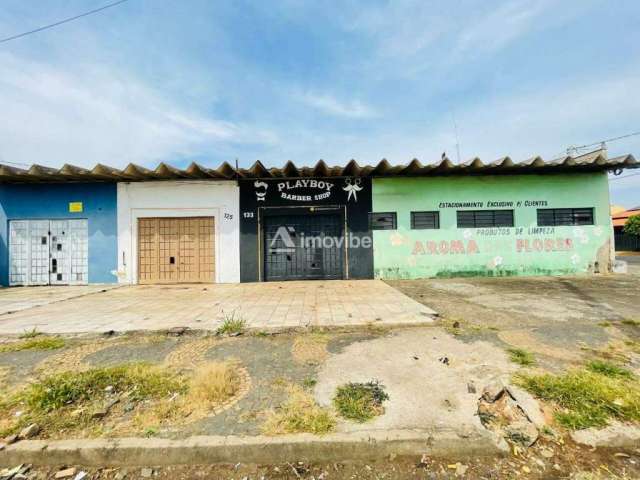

{"left": 0, "top": 183, "right": 118, "bottom": 285}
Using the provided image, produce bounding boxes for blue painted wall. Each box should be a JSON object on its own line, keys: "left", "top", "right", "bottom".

{"left": 0, "top": 183, "right": 118, "bottom": 285}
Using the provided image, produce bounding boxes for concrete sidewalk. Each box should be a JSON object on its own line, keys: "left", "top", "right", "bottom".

{"left": 0, "top": 280, "right": 437, "bottom": 334}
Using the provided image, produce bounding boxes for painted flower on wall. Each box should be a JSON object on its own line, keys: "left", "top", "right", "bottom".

{"left": 463, "top": 229, "right": 473, "bottom": 239}
{"left": 390, "top": 232, "right": 407, "bottom": 246}
{"left": 573, "top": 226, "right": 589, "bottom": 244}
{"left": 486, "top": 255, "right": 503, "bottom": 269}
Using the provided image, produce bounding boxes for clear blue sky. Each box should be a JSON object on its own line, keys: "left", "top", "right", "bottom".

{"left": 0, "top": 0, "right": 638, "bottom": 207}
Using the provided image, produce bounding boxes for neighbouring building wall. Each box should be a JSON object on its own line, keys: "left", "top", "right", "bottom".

{"left": 0, "top": 183, "right": 118, "bottom": 285}
{"left": 372, "top": 173, "right": 613, "bottom": 279}
{"left": 117, "top": 181, "right": 240, "bottom": 284}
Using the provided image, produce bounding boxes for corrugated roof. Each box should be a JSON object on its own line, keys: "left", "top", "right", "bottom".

{"left": 0, "top": 150, "right": 636, "bottom": 183}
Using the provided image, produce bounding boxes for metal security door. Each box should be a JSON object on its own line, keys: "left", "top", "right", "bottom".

{"left": 8, "top": 219, "right": 88, "bottom": 286}
{"left": 49, "top": 220, "right": 70, "bottom": 285}
{"left": 263, "top": 213, "right": 344, "bottom": 281}
{"left": 29, "top": 221, "right": 50, "bottom": 285}
{"left": 137, "top": 217, "right": 215, "bottom": 284}
{"left": 8, "top": 221, "right": 30, "bottom": 286}
{"left": 67, "top": 220, "right": 88, "bottom": 284}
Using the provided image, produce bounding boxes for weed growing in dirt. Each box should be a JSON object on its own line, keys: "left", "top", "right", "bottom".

{"left": 586, "top": 360, "right": 634, "bottom": 379}
{"left": 19, "top": 328, "right": 42, "bottom": 339}
{"left": 132, "top": 361, "right": 243, "bottom": 431}
{"left": 0, "top": 336, "right": 65, "bottom": 353}
{"left": 0, "top": 363, "right": 186, "bottom": 438}
{"left": 333, "top": 380, "right": 389, "bottom": 422}
{"left": 621, "top": 319, "right": 640, "bottom": 327}
{"left": 262, "top": 385, "right": 335, "bottom": 435}
{"left": 507, "top": 348, "right": 536, "bottom": 366}
{"left": 188, "top": 361, "right": 241, "bottom": 405}
{"left": 597, "top": 322, "right": 612, "bottom": 327}
{"left": 302, "top": 377, "right": 317, "bottom": 389}
{"left": 216, "top": 312, "right": 247, "bottom": 335}
{"left": 23, "top": 364, "right": 185, "bottom": 412}
{"left": 516, "top": 364, "right": 640, "bottom": 430}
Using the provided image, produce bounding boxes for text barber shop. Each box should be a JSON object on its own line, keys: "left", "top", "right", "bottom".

{"left": 239, "top": 177, "right": 373, "bottom": 282}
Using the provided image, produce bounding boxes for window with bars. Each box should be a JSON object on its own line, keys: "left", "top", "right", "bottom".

{"left": 369, "top": 212, "right": 397, "bottom": 230}
{"left": 457, "top": 210, "right": 514, "bottom": 228}
{"left": 537, "top": 208, "right": 594, "bottom": 226}
{"left": 411, "top": 211, "right": 440, "bottom": 229}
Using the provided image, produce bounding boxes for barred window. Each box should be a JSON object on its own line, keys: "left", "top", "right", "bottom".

{"left": 411, "top": 211, "right": 440, "bottom": 229}
{"left": 369, "top": 212, "right": 397, "bottom": 230}
{"left": 537, "top": 208, "right": 594, "bottom": 226}
{"left": 457, "top": 210, "right": 514, "bottom": 228}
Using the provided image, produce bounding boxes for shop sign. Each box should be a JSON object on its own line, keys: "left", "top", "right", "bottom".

{"left": 253, "top": 178, "right": 364, "bottom": 203}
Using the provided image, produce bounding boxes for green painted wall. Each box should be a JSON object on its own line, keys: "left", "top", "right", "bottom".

{"left": 372, "top": 173, "right": 613, "bottom": 279}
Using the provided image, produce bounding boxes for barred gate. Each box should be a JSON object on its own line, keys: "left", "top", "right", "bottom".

{"left": 614, "top": 232, "right": 640, "bottom": 251}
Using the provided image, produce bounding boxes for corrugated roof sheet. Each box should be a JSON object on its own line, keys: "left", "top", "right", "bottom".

{"left": 0, "top": 150, "right": 636, "bottom": 183}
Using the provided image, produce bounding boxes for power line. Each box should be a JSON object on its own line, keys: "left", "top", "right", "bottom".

{"left": 0, "top": 0, "right": 129, "bottom": 44}
{"left": 577, "top": 131, "right": 640, "bottom": 150}
{"left": 566, "top": 130, "right": 640, "bottom": 155}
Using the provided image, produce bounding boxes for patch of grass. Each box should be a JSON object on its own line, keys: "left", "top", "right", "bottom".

{"left": 586, "top": 360, "right": 634, "bottom": 379}
{"left": 621, "top": 319, "right": 640, "bottom": 327}
{"left": 0, "top": 336, "right": 65, "bottom": 353}
{"left": 597, "top": 321, "right": 612, "bottom": 327}
{"left": 22, "top": 363, "right": 185, "bottom": 412}
{"left": 0, "top": 363, "right": 186, "bottom": 438}
{"left": 19, "top": 327, "right": 42, "bottom": 339}
{"left": 216, "top": 312, "right": 246, "bottom": 335}
{"left": 187, "top": 361, "right": 241, "bottom": 406}
{"left": 262, "top": 386, "right": 335, "bottom": 435}
{"left": 333, "top": 380, "right": 389, "bottom": 423}
{"left": 516, "top": 365, "right": 640, "bottom": 430}
{"left": 302, "top": 377, "right": 317, "bottom": 389}
{"left": 507, "top": 348, "right": 536, "bottom": 366}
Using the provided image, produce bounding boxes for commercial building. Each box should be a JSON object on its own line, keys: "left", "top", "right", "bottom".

{"left": 0, "top": 150, "right": 636, "bottom": 285}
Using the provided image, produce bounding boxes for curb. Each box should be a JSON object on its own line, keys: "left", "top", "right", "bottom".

{"left": 0, "top": 428, "right": 507, "bottom": 467}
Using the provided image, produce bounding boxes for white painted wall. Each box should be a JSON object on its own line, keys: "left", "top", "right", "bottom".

{"left": 117, "top": 181, "right": 240, "bottom": 284}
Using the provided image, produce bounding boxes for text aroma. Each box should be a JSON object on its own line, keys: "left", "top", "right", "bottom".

{"left": 412, "top": 239, "right": 480, "bottom": 255}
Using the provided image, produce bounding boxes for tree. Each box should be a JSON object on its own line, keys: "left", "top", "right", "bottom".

{"left": 623, "top": 214, "right": 640, "bottom": 236}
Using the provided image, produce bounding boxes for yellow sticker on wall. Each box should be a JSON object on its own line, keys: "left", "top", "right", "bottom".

{"left": 69, "top": 202, "right": 83, "bottom": 213}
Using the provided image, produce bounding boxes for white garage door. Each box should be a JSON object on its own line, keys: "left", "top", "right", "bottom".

{"left": 9, "top": 219, "right": 88, "bottom": 286}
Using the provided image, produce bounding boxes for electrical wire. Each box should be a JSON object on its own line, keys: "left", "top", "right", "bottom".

{"left": 565, "top": 131, "right": 640, "bottom": 155}
{"left": 576, "top": 131, "right": 640, "bottom": 150}
{"left": 0, "top": 0, "right": 129, "bottom": 44}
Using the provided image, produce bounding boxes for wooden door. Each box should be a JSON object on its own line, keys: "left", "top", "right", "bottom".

{"left": 138, "top": 217, "right": 215, "bottom": 284}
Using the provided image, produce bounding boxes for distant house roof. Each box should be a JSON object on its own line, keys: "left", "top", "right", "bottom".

{"left": 0, "top": 149, "right": 636, "bottom": 184}
{"left": 612, "top": 207, "right": 640, "bottom": 227}
{"left": 611, "top": 205, "right": 627, "bottom": 215}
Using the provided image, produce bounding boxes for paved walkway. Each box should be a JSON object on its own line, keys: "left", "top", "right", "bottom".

{"left": 0, "top": 285, "right": 120, "bottom": 316}
{"left": 0, "top": 280, "right": 436, "bottom": 334}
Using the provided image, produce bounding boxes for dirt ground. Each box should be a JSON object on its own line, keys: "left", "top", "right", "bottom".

{"left": 388, "top": 273, "right": 640, "bottom": 374}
